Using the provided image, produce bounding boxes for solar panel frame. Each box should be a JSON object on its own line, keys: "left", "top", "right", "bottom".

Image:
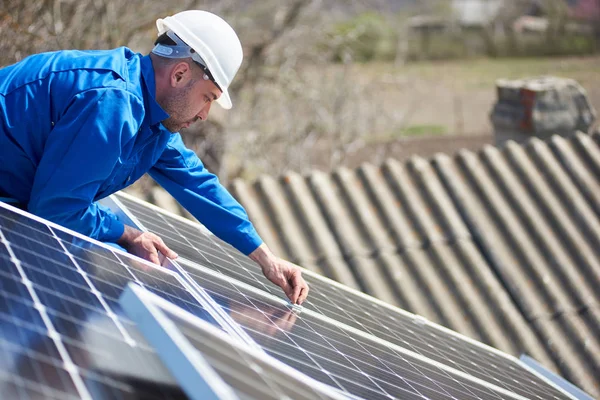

{"left": 0, "top": 201, "right": 264, "bottom": 399}
{"left": 120, "top": 282, "right": 353, "bottom": 400}
{"left": 112, "top": 193, "right": 279, "bottom": 294}
{"left": 111, "top": 192, "right": 577, "bottom": 400}
{"left": 177, "top": 258, "right": 578, "bottom": 400}
{"left": 304, "top": 270, "right": 567, "bottom": 394}
{"left": 119, "top": 282, "right": 236, "bottom": 400}
{"left": 0, "top": 207, "right": 187, "bottom": 398}
{"left": 0, "top": 226, "right": 92, "bottom": 399}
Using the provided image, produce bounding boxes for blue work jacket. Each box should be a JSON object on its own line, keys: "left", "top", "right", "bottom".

{"left": 0, "top": 47, "right": 262, "bottom": 255}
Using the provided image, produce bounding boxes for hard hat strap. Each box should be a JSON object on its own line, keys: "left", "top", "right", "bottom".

{"left": 152, "top": 31, "right": 221, "bottom": 91}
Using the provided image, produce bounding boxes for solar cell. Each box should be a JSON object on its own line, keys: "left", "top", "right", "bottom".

{"left": 114, "top": 193, "right": 278, "bottom": 294}
{"left": 177, "top": 259, "right": 573, "bottom": 400}
{"left": 0, "top": 203, "right": 227, "bottom": 399}
{"left": 0, "top": 193, "right": 583, "bottom": 400}
{"left": 121, "top": 282, "right": 352, "bottom": 400}
{"left": 113, "top": 193, "right": 574, "bottom": 400}
{"left": 300, "top": 273, "right": 568, "bottom": 399}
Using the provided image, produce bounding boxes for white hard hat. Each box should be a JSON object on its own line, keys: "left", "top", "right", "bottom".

{"left": 156, "top": 10, "right": 243, "bottom": 110}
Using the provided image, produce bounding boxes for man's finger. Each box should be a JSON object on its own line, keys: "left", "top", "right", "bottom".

{"left": 154, "top": 239, "right": 178, "bottom": 259}
{"left": 147, "top": 248, "right": 161, "bottom": 265}
{"left": 290, "top": 271, "right": 308, "bottom": 304}
{"left": 274, "top": 273, "right": 294, "bottom": 301}
{"left": 295, "top": 277, "right": 308, "bottom": 305}
{"left": 298, "top": 285, "right": 309, "bottom": 305}
{"left": 290, "top": 280, "right": 302, "bottom": 305}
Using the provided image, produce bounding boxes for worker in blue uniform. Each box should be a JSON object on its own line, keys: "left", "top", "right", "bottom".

{"left": 0, "top": 10, "right": 308, "bottom": 305}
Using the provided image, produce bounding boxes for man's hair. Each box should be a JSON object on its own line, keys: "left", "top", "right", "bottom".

{"left": 152, "top": 32, "right": 195, "bottom": 72}
{"left": 154, "top": 32, "right": 177, "bottom": 46}
{"left": 152, "top": 31, "right": 213, "bottom": 85}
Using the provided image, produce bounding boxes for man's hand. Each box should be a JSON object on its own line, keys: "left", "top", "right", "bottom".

{"left": 117, "top": 225, "right": 177, "bottom": 265}
{"left": 229, "top": 302, "right": 298, "bottom": 336}
{"left": 249, "top": 244, "right": 309, "bottom": 305}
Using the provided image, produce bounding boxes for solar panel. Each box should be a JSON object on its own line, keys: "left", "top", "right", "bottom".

{"left": 0, "top": 202, "right": 230, "bottom": 399}
{"left": 114, "top": 193, "right": 278, "bottom": 294}
{"left": 2, "top": 193, "right": 577, "bottom": 399}
{"left": 120, "top": 282, "right": 352, "bottom": 400}
{"left": 299, "top": 274, "right": 557, "bottom": 396}
{"left": 114, "top": 193, "right": 575, "bottom": 400}
{"left": 178, "top": 258, "right": 575, "bottom": 400}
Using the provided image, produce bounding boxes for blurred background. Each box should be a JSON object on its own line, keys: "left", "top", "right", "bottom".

{"left": 4, "top": 3, "right": 600, "bottom": 392}
{"left": 1, "top": 0, "right": 599, "bottom": 184}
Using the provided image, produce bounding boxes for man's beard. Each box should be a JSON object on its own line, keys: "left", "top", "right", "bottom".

{"left": 161, "top": 116, "right": 183, "bottom": 132}
{"left": 160, "top": 81, "right": 195, "bottom": 132}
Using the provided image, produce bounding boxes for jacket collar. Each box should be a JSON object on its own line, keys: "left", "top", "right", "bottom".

{"left": 141, "top": 55, "right": 169, "bottom": 126}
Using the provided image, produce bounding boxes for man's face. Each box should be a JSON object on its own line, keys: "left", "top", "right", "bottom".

{"left": 161, "top": 63, "right": 221, "bottom": 132}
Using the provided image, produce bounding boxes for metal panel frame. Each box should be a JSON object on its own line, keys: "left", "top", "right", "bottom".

{"left": 119, "top": 282, "right": 351, "bottom": 400}
{"left": 109, "top": 193, "right": 581, "bottom": 400}
{"left": 0, "top": 201, "right": 233, "bottom": 341}
{"left": 520, "top": 355, "right": 595, "bottom": 400}
{"left": 110, "top": 193, "right": 261, "bottom": 346}
{"left": 119, "top": 283, "right": 236, "bottom": 400}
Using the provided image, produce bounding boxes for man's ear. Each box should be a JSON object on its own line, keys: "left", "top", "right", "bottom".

{"left": 170, "top": 61, "right": 191, "bottom": 87}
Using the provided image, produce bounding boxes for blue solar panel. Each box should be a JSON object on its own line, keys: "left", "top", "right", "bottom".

{"left": 0, "top": 203, "right": 219, "bottom": 399}
{"left": 114, "top": 193, "right": 575, "bottom": 400}
{"left": 120, "top": 282, "right": 351, "bottom": 400}
{"left": 0, "top": 193, "right": 581, "bottom": 400}
{"left": 178, "top": 259, "right": 575, "bottom": 400}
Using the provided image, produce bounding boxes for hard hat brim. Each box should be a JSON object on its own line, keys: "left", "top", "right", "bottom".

{"left": 216, "top": 89, "right": 232, "bottom": 110}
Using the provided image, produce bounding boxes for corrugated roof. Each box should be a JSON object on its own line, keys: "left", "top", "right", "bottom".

{"left": 225, "top": 131, "right": 600, "bottom": 397}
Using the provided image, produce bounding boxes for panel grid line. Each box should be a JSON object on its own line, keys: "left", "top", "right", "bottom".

{"left": 111, "top": 193, "right": 578, "bottom": 400}
{"left": 294, "top": 315, "right": 447, "bottom": 400}
{"left": 303, "top": 268, "right": 522, "bottom": 361}
{"left": 179, "top": 259, "right": 550, "bottom": 400}
{"left": 112, "top": 195, "right": 267, "bottom": 348}
{"left": 49, "top": 226, "right": 136, "bottom": 347}
{"left": 0, "top": 227, "right": 92, "bottom": 400}
{"left": 243, "top": 295, "right": 399, "bottom": 400}
{"left": 115, "top": 193, "right": 275, "bottom": 293}
{"left": 192, "top": 270, "right": 504, "bottom": 400}
{"left": 170, "top": 260, "right": 264, "bottom": 350}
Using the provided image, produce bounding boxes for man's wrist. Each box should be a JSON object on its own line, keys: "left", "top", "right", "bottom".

{"left": 116, "top": 225, "right": 144, "bottom": 249}
{"left": 249, "top": 243, "right": 277, "bottom": 270}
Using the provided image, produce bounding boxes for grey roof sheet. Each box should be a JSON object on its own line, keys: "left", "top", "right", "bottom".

{"left": 226, "top": 132, "right": 600, "bottom": 397}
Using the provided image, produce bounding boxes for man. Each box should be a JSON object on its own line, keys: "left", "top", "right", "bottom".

{"left": 0, "top": 10, "right": 308, "bottom": 305}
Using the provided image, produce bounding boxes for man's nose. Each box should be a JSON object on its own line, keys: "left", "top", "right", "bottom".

{"left": 197, "top": 101, "right": 212, "bottom": 121}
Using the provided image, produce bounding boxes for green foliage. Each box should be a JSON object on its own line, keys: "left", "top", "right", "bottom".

{"left": 327, "top": 12, "right": 398, "bottom": 63}
{"left": 367, "top": 124, "right": 448, "bottom": 144}
{"left": 407, "top": 32, "right": 469, "bottom": 61}
{"left": 486, "top": 33, "right": 597, "bottom": 58}
{"left": 401, "top": 124, "right": 447, "bottom": 136}
{"left": 404, "top": 27, "right": 598, "bottom": 61}
{"left": 323, "top": 10, "right": 598, "bottom": 64}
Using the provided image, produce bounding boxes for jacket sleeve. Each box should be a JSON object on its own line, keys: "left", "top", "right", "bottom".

{"left": 28, "top": 88, "right": 143, "bottom": 242}
{"left": 149, "top": 133, "right": 263, "bottom": 255}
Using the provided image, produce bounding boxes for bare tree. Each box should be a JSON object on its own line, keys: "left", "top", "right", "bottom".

{"left": 1, "top": 0, "right": 419, "bottom": 183}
